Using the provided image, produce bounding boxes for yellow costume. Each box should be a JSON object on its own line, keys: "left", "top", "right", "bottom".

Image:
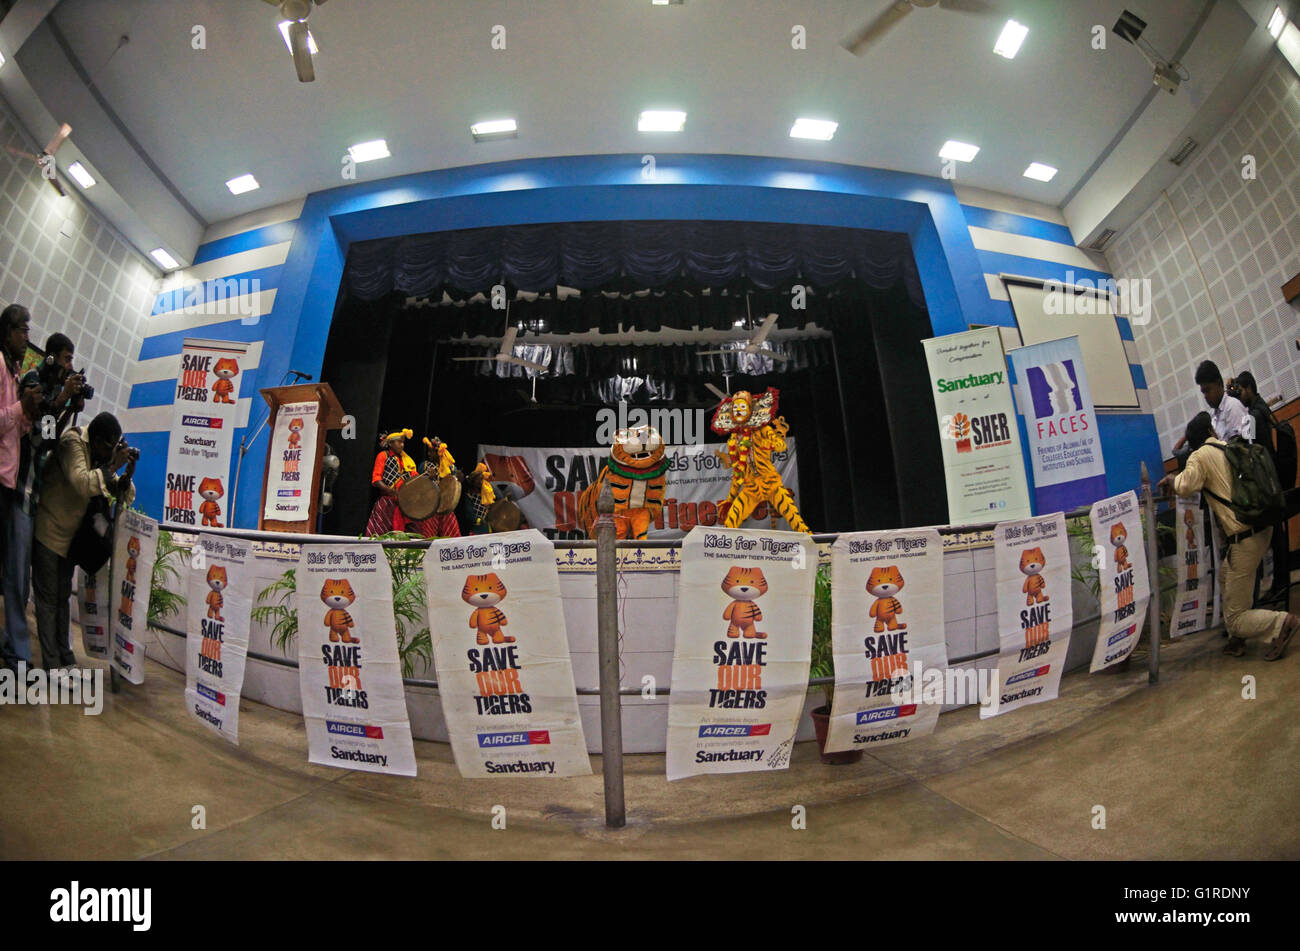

{"left": 712, "top": 388, "right": 810, "bottom": 534}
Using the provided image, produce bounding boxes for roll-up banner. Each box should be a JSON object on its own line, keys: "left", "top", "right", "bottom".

{"left": 110, "top": 510, "right": 158, "bottom": 685}
{"left": 1172, "top": 494, "right": 1209, "bottom": 638}
{"left": 982, "top": 513, "right": 1072, "bottom": 718}
{"left": 78, "top": 565, "right": 111, "bottom": 660}
{"left": 666, "top": 527, "right": 816, "bottom": 781}
{"left": 824, "top": 528, "right": 947, "bottom": 752}
{"left": 1007, "top": 335, "right": 1108, "bottom": 514}
{"left": 185, "top": 534, "right": 254, "bottom": 744}
{"left": 1088, "top": 492, "right": 1150, "bottom": 672}
{"left": 423, "top": 530, "right": 591, "bottom": 778}
{"left": 264, "top": 400, "right": 319, "bottom": 523}
{"left": 921, "top": 328, "right": 1032, "bottom": 525}
{"left": 163, "top": 338, "right": 248, "bottom": 528}
{"left": 297, "top": 543, "right": 417, "bottom": 776}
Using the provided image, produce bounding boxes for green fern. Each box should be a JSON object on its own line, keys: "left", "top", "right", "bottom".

{"left": 147, "top": 529, "right": 188, "bottom": 629}
{"left": 251, "top": 567, "right": 298, "bottom": 654}
{"left": 809, "top": 562, "right": 833, "bottom": 707}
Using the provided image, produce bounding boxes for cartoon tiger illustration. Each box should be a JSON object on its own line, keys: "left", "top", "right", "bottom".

{"left": 125, "top": 536, "right": 141, "bottom": 585}
{"left": 205, "top": 565, "right": 228, "bottom": 621}
{"left": 320, "top": 578, "right": 358, "bottom": 644}
{"left": 198, "top": 477, "right": 224, "bottom": 528}
{"left": 721, "top": 566, "right": 767, "bottom": 639}
{"left": 576, "top": 426, "right": 670, "bottom": 540}
{"left": 211, "top": 357, "right": 239, "bottom": 405}
{"left": 712, "top": 388, "right": 810, "bottom": 534}
{"left": 1020, "top": 547, "right": 1049, "bottom": 605}
{"left": 463, "top": 573, "right": 510, "bottom": 645}
{"left": 867, "top": 566, "right": 906, "bottom": 633}
{"left": 287, "top": 417, "right": 304, "bottom": 449}
{"left": 1111, "top": 522, "right": 1131, "bottom": 574}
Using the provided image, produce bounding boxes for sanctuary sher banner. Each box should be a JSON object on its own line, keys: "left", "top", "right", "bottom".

{"left": 824, "top": 528, "right": 947, "bottom": 752}
{"left": 666, "top": 527, "right": 816, "bottom": 781}
{"left": 1088, "top": 492, "right": 1150, "bottom": 672}
{"left": 185, "top": 534, "right": 254, "bottom": 743}
{"left": 163, "top": 338, "right": 248, "bottom": 528}
{"left": 921, "top": 328, "right": 1032, "bottom": 525}
{"left": 422, "top": 530, "right": 591, "bottom": 778}
{"left": 982, "top": 513, "right": 1072, "bottom": 719}
{"left": 78, "top": 565, "right": 111, "bottom": 660}
{"left": 263, "top": 401, "right": 319, "bottom": 523}
{"left": 1172, "top": 494, "right": 1209, "bottom": 638}
{"left": 110, "top": 510, "right": 158, "bottom": 685}
{"left": 297, "top": 543, "right": 416, "bottom": 776}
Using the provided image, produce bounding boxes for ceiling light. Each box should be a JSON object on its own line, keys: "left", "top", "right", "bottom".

{"left": 1268, "top": 6, "right": 1285, "bottom": 38}
{"left": 0, "top": 50, "right": 6, "bottom": 69}
{"left": 150, "top": 248, "right": 180, "bottom": 271}
{"left": 225, "top": 173, "right": 260, "bottom": 195}
{"left": 278, "top": 20, "right": 319, "bottom": 54}
{"left": 790, "top": 118, "right": 838, "bottom": 140}
{"left": 1023, "top": 162, "right": 1058, "bottom": 182}
{"left": 939, "top": 140, "right": 980, "bottom": 162}
{"left": 348, "top": 139, "right": 390, "bottom": 163}
{"left": 471, "top": 119, "right": 518, "bottom": 141}
{"left": 1281, "top": 21, "right": 1300, "bottom": 74}
{"left": 67, "top": 162, "right": 96, "bottom": 189}
{"left": 994, "top": 19, "right": 1029, "bottom": 58}
{"left": 638, "top": 110, "right": 686, "bottom": 132}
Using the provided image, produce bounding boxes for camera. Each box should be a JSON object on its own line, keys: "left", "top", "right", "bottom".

{"left": 75, "top": 367, "right": 94, "bottom": 401}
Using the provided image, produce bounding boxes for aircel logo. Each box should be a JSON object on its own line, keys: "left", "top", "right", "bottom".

{"left": 50, "top": 881, "right": 151, "bottom": 931}
{"left": 936, "top": 371, "right": 1004, "bottom": 393}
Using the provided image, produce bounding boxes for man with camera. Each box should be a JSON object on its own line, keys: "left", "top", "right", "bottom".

{"left": 0, "top": 304, "right": 42, "bottom": 672}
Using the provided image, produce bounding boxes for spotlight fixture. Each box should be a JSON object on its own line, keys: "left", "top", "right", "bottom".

{"left": 939, "top": 140, "right": 980, "bottom": 162}
{"left": 471, "top": 119, "right": 518, "bottom": 142}
{"left": 638, "top": 110, "right": 686, "bottom": 132}
{"left": 67, "top": 162, "right": 96, "bottom": 189}
{"left": 790, "top": 118, "right": 838, "bottom": 140}
{"left": 348, "top": 139, "right": 390, "bottom": 163}
{"left": 225, "top": 173, "right": 260, "bottom": 195}
{"left": 1113, "top": 9, "right": 1187, "bottom": 94}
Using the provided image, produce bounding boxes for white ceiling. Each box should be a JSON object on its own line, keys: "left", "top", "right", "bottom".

{"left": 28, "top": 0, "right": 1222, "bottom": 228}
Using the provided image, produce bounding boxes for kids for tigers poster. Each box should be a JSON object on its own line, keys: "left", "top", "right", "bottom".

{"left": 297, "top": 543, "right": 417, "bottom": 776}
{"left": 666, "top": 527, "right": 816, "bottom": 781}
{"left": 162, "top": 338, "right": 248, "bottom": 528}
{"left": 263, "top": 401, "right": 319, "bottom": 523}
{"left": 422, "top": 530, "right": 591, "bottom": 778}
{"left": 185, "top": 534, "right": 254, "bottom": 744}
{"left": 77, "top": 565, "right": 111, "bottom": 660}
{"left": 1172, "top": 494, "right": 1209, "bottom": 638}
{"left": 109, "top": 510, "right": 158, "bottom": 685}
{"left": 825, "top": 528, "right": 947, "bottom": 752}
{"left": 982, "top": 513, "right": 1072, "bottom": 719}
{"left": 1088, "top": 492, "right": 1150, "bottom": 672}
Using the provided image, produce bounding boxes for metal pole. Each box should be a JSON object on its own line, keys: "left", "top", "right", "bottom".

{"left": 594, "top": 482, "right": 626, "bottom": 828}
{"left": 1141, "top": 462, "right": 1161, "bottom": 684}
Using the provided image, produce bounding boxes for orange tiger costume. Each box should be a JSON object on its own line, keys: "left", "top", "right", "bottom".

{"left": 712, "top": 388, "right": 810, "bottom": 534}
{"left": 577, "top": 426, "right": 670, "bottom": 540}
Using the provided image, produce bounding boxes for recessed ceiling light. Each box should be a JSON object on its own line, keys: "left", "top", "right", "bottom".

{"left": 994, "top": 20, "right": 1029, "bottom": 58}
{"left": 1280, "top": 21, "right": 1300, "bottom": 73}
{"left": 1268, "top": 6, "right": 1285, "bottom": 38}
{"left": 638, "top": 110, "right": 686, "bottom": 132}
{"left": 67, "top": 162, "right": 96, "bottom": 189}
{"left": 278, "top": 20, "right": 319, "bottom": 54}
{"left": 471, "top": 119, "right": 518, "bottom": 141}
{"left": 225, "top": 173, "right": 260, "bottom": 195}
{"left": 0, "top": 50, "right": 6, "bottom": 69}
{"left": 1023, "top": 162, "right": 1058, "bottom": 182}
{"left": 652, "top": 1, "right": 684, "bottom": 5}
{"left": 348, "top": 139, "right": 390, "bottom": 163}
{"left": 939, "top": 140, "right": 980, "bottom": 162}
{"left": 790, "top": 118, "right": 838, "bottom": 140}
{"left": 150, "top": 248, "right": 180, "bottom": 271}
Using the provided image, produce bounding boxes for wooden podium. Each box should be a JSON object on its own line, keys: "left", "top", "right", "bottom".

{"left": 257, "top": 382, "right": 345, "bottom": 533}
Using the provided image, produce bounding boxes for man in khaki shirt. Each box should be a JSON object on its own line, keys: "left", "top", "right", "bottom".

{"left": 1159, "top": 413, "right": 1297, "bottom": 659}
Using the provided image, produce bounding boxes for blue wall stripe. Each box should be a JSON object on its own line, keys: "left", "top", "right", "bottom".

{"left": 151, "top": 265, "right": 283, "bottom": 316}
{"left": 1116, "top": 316, "right": 1135, "bottom": 341}
{"left": 959, "top": 204, "right": 1077, "bottom": 246}
{"left": 191, "top": 220, "right": 299, "bottom": 266}
{"left": 975, "top": 250, "right": 1112, "bottom": 286}
{"left": 1130, "top": 363, "right": 1148, "bottom": 390}
{"left": 980, "top": 298, "right": 1016, "bottom": 327}
{"left": 138, "top": 317, "right": 269, "bottom": 361}
{"left": 128, "top": 368, "right": 261, "bottom": 409}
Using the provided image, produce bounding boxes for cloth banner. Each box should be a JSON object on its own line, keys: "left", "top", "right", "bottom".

{"left": 297, "top": 543, "right": 416, "bottom": 776}
{"left": 1088, "top": 492, "right": 1150, "bottom": 672}
{"left": 666, "top": 527, "right": 816, "bottom": 781}
{"left": 78, "top": 565, "right": 111, "bottom": 660}
{"left": 110, "top": 510, "right": 158, "bottom": 685}
{"left": 982, "top": 513, "right": 1073, "bottom": 718}
{"left": 162, "top": 338, "right": 248, "bottom": 527}
{"left": 185, "top": 534, "right": 254, "bottom": 744}
{"left": 478, "top": 439, "right": 798, "bottom": 540}
{"left": 1172, "top": 494, "right": 1209, "bottom": 638}
{"left": 1007, "top": 336, "right": 1108, "bottom": 514}
{"left": 921, "top": 328, "right": 1032, "bottom": 525}
{"left": 423, "top": 530, "right": 591, "bottom": 778}
{"left": 825, "top": 528, "right": 947, "bottom": 752}
{"left": 263, "top": 401, "right": 319, "bottom": 523}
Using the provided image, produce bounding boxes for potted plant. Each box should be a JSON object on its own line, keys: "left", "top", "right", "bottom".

{"left": 808, "top": 562, "right": 863, "bottom": 765}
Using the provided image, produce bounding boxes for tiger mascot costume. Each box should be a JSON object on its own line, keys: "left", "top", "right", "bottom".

{"left": 577, "top": 425, "right": 670, "bottom": 540}
{"left": 712, "top": 388, "right": 810, "bottom": 534}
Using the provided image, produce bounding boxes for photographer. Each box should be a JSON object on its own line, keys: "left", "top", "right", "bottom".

{"left": 0, "top": 304, "right": 41, "bottom": 673}
{"left": 32, "top": 332, "right": 88, "bottom": 439}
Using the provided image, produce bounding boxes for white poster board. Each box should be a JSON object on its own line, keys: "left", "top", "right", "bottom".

{"left": 185, "top": 534, "right": 254, "bottom": 744}
{"left": 110, "top": 510, "right": 158, "bottom": 685}
{"left": 263, "top": 400, "right": 319, "bottom": 523}
{"left": 1172, "top": 494, "right": 1209, "bottom": 638}
{"left": 1088, "top": 492, "right": 1150, "bottom": 672}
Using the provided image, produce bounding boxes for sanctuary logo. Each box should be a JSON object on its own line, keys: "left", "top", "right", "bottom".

{"left": 0, "top": 664, "right": 102, "bottom": 715}
{"left": 49, "top": 881, "right": 151, "bottom": 931}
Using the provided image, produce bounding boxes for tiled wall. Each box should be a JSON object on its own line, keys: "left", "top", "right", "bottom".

{"left": 1105, "top": 52, "right": 1300, "bottom": 451}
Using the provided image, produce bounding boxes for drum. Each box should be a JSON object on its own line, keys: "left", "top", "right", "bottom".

{"left": 486, "top": 498, "right": 522, "bottom": 533}
{"left": 435, "top": 473, "right": 462, "bottom": 514}
{"left": 396, "top": 474, "right": 438, "bottom": 521}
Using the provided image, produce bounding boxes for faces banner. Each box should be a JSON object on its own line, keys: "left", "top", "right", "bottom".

{"left": 666, "top": 527, "right": 816, "bottom": 781}
{"left": 422, "top": 530, "right": 592, "bottom": 778}
{"left": 1007, "top": 336, "right": 1108, "bottom": 514}
{"left": 982, "top": 513, "right": 1072, "bottom": 718}
{"left": 297, "top": 544, "right": 416, "bottom": 776}
{"left": 825, "top": 529, "right": 947, "bottom": 752}
{"left": 1088, "top": 492, "right": 1149, "bottom": 672}
{"left": 185, "top": 534, "right": 254, "bottom": 744}
{"left": 78, "top": 565, "right": 111, "bottom": 660}
{"left": 110, "top": 510, "right": 158, "bottom": 685}
{"left": 921, "top": 328, "right": 1032, "bottom": 525}
{"left": 478, "top": 440, "right": 798, "bottom": 540}
{"left": 1172, "top": 494, "right": 1209, "bottom": 638}
{"left": 263, "top": 401, "right": 319, "bottom": 523}
{"left": 163, "top": 338, "right": 248, "bottom": 528}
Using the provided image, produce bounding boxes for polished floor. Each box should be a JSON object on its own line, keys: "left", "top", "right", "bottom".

{"left": 1, "top": 605, "right": 1297, "bottom": 860}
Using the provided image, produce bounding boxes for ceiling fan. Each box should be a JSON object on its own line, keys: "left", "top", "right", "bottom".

{"left": 452, "top": 325, "right": 550, "bottom": 374}
{"left": 697, "top": 312, "right": 789, "bottom": 363}
{"left": 4, "top": 123, "right": 72, "bottom": 197}
{"left": 261, "top": 0, "right": 328, "bottom": 82}
{"left": 840, "top": 0, "right": 993, "bottom": 56}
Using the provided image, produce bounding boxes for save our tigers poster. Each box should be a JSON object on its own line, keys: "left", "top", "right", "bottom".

{"left": 825, "top": 528, "right": 947, "bottom": 752}
{"left": 77, "top": 564, "right": 112, "bottom": 660}
{"left": 263, "top": 401, "right": 319, "bottom": 524}
{"left": 422, "top": 530, "right": 591, "bottom": 779}
{"left": 296, "top": 543, "right": 416, "bottom": 776}
{"left": 1088, "top": 492, "right": 1150, "bottom": 672}
{"left": 1172, "top": 493, "right": 1209, "bottom": 638}
{"left": 666, "top": 527, "right": 816, "bottom": 781}
{"left": 109, "top": 509, "right": 158, "bottom": 685}
{"left": 982, "top": 513, "right": 1073, "bottom": 719}
{"left": 185, "top": 534, "right": 254, "bottom": 744}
